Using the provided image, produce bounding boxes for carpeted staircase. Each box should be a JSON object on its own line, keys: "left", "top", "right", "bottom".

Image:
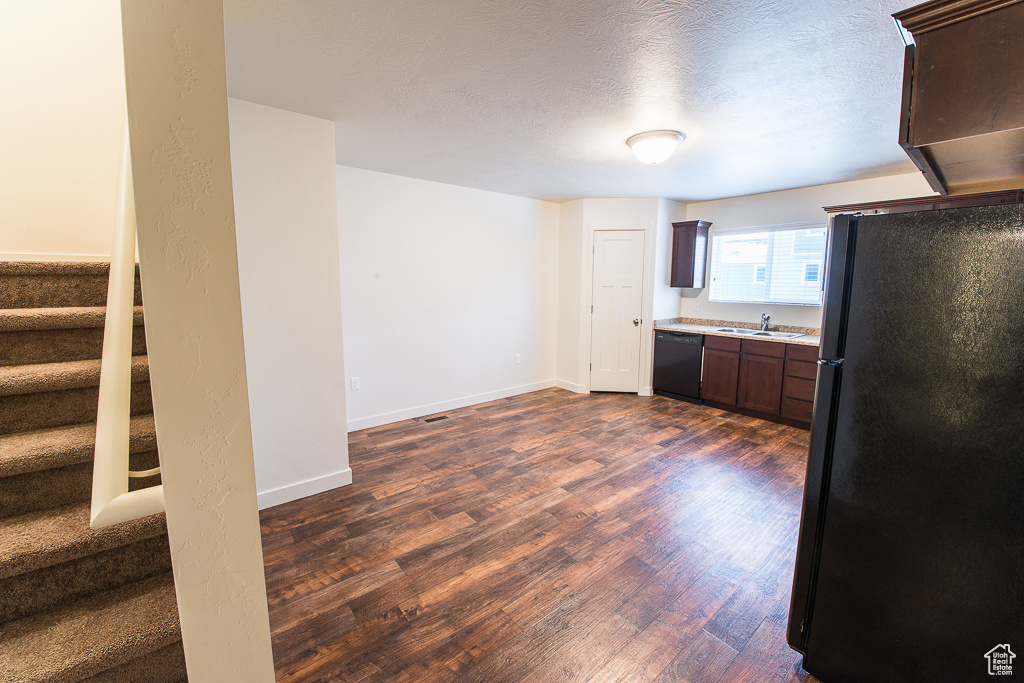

{"left": 0, "top": 262, "right": 187, "bottom": 682}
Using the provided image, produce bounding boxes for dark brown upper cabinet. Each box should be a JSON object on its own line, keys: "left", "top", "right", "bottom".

{"left": 670, "top": 220, "right": 711, "bottom": 288}
{"left": 894, "top": 0, "right": 1024, "bottom": 196}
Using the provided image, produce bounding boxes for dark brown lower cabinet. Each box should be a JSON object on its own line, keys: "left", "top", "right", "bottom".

{"left": 781, "top": 343, "right": 818, "bottom": 424}
{"left": 702, "top": 350, "right": 740, "bottom": 405}
{"left": 701, "top": 336, "right": 741, "bottom": 405}
{"left": 738, "top": 353, "right": 785, "bottom": 414}
{"left": 701, "top": 335, "right": 818, "bottom": 429}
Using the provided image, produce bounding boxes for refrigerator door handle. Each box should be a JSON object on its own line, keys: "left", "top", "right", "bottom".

{"left": 817, "top": 358, "right": 844, "bottom": 367}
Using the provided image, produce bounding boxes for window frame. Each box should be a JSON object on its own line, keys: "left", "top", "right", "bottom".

{"left": 707, "top": 220, "right": 828, "bottom": 306}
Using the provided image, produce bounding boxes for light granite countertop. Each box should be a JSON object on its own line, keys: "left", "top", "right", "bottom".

{"left": 654, "top": 317, "right": 821, "bottom": 347}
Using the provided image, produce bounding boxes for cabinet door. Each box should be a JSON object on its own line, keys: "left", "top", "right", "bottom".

{"left": 670, "top": 220, "right": 710, "bottom": 288}
{"left": 738, "top": 354, "right": 785, "bottom": 415}
{"left": 702, "top": 349, "right": 739, "bottom": 405}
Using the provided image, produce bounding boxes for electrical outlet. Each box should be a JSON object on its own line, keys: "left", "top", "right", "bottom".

{"left": 350, "top": 377, "right": 360, "bottom": 391}
{"left": 693, "top": 303, "right": 700, "bottom": 312}
{"left": 515, "top": 354, "right": 522, "bottom": 365}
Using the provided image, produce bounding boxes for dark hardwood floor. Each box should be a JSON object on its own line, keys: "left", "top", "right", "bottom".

{"left": 260, "top": 388, "right": 820, "bottom": 682}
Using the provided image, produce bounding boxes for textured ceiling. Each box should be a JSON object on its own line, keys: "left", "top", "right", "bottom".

{"left": 223, "top": 0, "right": 920, "bottom": 202}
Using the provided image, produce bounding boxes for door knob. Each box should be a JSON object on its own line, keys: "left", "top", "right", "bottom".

{"left": 633, "top": 318, "right": 640, "bottom": 326}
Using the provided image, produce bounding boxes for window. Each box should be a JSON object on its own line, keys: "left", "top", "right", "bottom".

{"left": 708, "top": 222, "right": 827, "bottom": 305}
{"left": 792, "top": 230, "right": 824, "bottom": 255}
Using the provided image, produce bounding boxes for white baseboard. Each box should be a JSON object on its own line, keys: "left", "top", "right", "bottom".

{"left": 554, "top": 379, "right": 588, "bottom": 394}
{"left": 257, "top": 467, "right": 353, "bottom": 509}
{"left": 639, "top": 386, "right": 653, "bottom": 397}
{"left": 347, "top": 380, "right": 557, "bottom": 432}
{"left": 0, "top": 252, "right": 111, "bottom": 262}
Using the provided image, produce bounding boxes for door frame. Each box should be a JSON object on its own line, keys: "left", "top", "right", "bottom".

{"left": 582, "top": 228, "right": 654, "bottom": 395}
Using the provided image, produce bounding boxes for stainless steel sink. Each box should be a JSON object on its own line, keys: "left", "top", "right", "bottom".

{"left": 715, "top": 327, "right": 805, "bottom": 339}
{"left": 749, "top": 331, "right": 805, "bottom": 339}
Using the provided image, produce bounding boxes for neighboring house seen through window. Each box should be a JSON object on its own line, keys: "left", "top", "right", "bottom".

{"left": 708, "top": 222, "right": 827, "bottom": 305}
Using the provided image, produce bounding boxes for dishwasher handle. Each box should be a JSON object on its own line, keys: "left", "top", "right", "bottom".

{"left": 654, "top": 331, "right": 703, "bottom": 345}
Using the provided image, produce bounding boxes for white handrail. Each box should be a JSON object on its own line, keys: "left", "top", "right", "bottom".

{"left": 90, "top": 124, "right": 165, "bottom": 529}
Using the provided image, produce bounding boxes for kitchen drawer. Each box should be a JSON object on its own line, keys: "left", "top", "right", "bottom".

{"left": 705, "top": 335, "right": 742, "bottom": 352}
{"left": 784, "top": 375, "right": 816, "bottom": 403}
{"left": 786, "top": 344, "right": 819, "bottom": 363}
{"left": 786, "top": 359, "right": 818, "bottom": 381}
{"left": 741, "top": 339, "right": 785, "bottom": 358}
{"left": 781, "top": 397, "right": 814, "bottom": 423}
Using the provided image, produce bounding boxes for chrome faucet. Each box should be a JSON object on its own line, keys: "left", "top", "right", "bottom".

{"left": 760, "top": 313, "right": 771, "bottom": 331}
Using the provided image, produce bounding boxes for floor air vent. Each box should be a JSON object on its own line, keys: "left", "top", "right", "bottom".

{"left": 423, "top": 415, "right": 449, "bottom": 423}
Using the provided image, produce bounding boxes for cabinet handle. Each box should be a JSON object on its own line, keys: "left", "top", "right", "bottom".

{"left": 633, "top": 318, "right": 640, "bottom": 326}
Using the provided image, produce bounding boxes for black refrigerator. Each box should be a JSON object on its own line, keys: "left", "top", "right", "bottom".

{"left": 787, "top": 203, "right": 1024, "bottom": 682}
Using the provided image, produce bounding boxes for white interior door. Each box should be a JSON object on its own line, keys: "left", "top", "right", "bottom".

{"left": 590, "top": 230, "right": 645, "bottom": 392}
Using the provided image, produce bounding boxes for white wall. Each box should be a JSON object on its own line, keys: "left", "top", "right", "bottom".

{"left": 652, "top": 198, "right": 688, "bottom": 321}
{"left": 555, "top": 200, "right": 585, "bottom": 392}
{"left": 1, "top": 1, "right": 126, "bottom": 260}
{"left": 229, "top": 99, "right": 351, "bottom": 508}
{"left": 336, "top": 166, "right": 560, "bottom": 430}
{"left": 678, "top": 172, "right": 936, "bottom": 329}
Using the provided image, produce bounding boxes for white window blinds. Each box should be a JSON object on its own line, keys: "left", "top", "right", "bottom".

{"left": 708, "top": 222, "right": 827, "bottom": 305}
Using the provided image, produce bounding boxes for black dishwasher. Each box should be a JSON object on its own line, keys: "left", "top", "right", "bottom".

{"left": 653, "top": 330, "right": 703, "bottom": 404}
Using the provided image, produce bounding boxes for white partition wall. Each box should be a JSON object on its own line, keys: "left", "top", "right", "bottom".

{"left": 229, "top": 98, "right": 351, "bottom": 508}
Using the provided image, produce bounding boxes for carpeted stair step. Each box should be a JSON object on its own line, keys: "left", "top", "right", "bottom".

{"left": 0, "top": 357, "right": 152, "bottom": 436}
{"left": 0, "top": 532, "right": 171, "bottom": 626}
{"left": 0, "top": 306, "right": 146, "bottom": 367}
{"left": 0, "top": 451, "right": 160, "bottom": 520}
{"left": 0, "top": 416, "right": 160, "bottom": 519}
{"left": 0, "top": 504, "right": 170, "bottom": 625}
{"left": 0, "top": 502, "right": 168, "bottom": 585}
{"left": 80, "top": 640, "right": 187, "bottom": 683}
{"left": 0, "top": 571, "right": 184, "bottom": 683}
{"left": 0, "top": 357, "right": 149, "bottom": 398}
{"left": 0, "top": 416, "right": 156, "bottom": 480}
{"left": 0, "top": 261, "right": 141, "bottom": 310}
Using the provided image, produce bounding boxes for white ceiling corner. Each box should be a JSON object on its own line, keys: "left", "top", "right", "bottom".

{"left": 223, "top": 0, "right": 920, "bottom": 202}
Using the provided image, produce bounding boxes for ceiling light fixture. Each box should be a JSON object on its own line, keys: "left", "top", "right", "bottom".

{"left": 626, "top": 130, "right": 685, "bottom": 165}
